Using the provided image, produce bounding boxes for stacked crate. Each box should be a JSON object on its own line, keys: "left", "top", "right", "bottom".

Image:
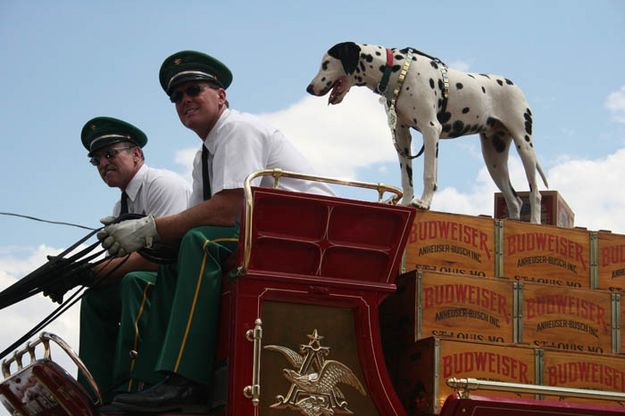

{"left": 381, "top": 208, "right": 625, "bottom": 415}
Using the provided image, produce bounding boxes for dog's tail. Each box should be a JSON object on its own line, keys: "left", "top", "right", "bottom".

{"left": 537, "top": 161, "right": 549, "bottom": 189}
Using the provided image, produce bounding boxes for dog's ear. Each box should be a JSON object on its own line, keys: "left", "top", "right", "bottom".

{"left": 327, "top": 42, "right": 361, "bottom": 75}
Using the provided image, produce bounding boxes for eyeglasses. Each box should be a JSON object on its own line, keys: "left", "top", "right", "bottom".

{"left": 169, "top": 84, "right": 205, "bottom": 104}
{"left": 89, "top": 146, "right": 135, "bottom": 166}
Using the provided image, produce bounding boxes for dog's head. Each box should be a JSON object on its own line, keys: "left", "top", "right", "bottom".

{"left": 306, "top": 42, "right": 361, "bottom": 105}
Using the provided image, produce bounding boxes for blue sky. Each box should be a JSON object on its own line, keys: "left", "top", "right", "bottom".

{"left": 0, "top": 1, "right": 624, "bottom": 405}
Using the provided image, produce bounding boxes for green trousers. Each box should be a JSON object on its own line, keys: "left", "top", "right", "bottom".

{"left": 78, "top": 270, "right": 156, "bottom": 403}
{"left": 134, "top": 225, "right": 239, "bottom": 385}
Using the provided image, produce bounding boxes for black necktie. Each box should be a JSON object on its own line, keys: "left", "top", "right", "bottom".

{"left": 202, "top": 146, "right": 211, "bottom": 200}
{"left": 120, "top": 191, "right": 129, "bottom": 215}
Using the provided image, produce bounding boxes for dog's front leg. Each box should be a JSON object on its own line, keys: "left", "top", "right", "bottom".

{"left": 412, "top": 124, "right": 442, "bottom": 209}
{"left": 395, "top": 125, "right": 414, "bottom": 205}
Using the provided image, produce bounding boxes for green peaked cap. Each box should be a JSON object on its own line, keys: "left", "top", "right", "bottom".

{"left": 81, "top": 116, "right": 147, "bottom": 156}
{"left": 159, "top": 50, "right": 233, "bottom": 95}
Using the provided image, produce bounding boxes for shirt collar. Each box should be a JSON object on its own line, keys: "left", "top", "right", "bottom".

{"left": 204, "top": 108, "right": 231, "bottom": 154}
{"left": 123, "top": 163, "right": 148, "bottom": 201}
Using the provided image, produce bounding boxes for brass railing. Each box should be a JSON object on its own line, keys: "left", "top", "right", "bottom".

{"left": 448, "top": 377, "right": 625, "bottom": 403}
{"left": 2, "top": 332, "right": 102, "bottom": 404}
{"left": 239, "top": 169, "right": 404, "bottom": 275}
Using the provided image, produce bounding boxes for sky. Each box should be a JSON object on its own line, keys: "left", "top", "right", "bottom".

{"left": 1, "top": 0, "right": 625, "bottom": 411}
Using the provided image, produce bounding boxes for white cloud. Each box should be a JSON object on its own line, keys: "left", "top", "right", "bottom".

{"left": 173, "top": 89, "right": 397, "bottom": 181}
{"left": 448, "top": 60, "right": 472, "bottom": 72}
{"left": 606, "top": 86, "right": 625, "bottom": 123}
{"left": 0, "top": 245, "right": 83, "bottom": 389}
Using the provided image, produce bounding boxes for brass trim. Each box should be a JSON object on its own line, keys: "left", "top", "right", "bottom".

{"left": 243, "top": 318, "right": 263, "bottom": 406}
{"left": 613, "top": 292, "right": 621, "bottom": 353}
{"left": 590, "top": 231, "right": 598, "bottom": 288}
{"left": 416, "top": 270, "right": 423, "bottom": 341}
{"left": 447, "top": 377, "right": 625, "bottom": 402}
{"left": 495, "top": 219, "right": 504, "bottom": 277}
{"left": 1, "top": 332, "right": 102, "bottom": 405}
{"left": 239, "top": 169, "right": 404, "bottom": 275}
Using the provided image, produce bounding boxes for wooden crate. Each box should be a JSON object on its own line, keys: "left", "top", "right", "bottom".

{"left": 542, "top": 349, "right": 625, "bottom": 405}
{"left": 494, "top": 190, "right": 575, "bottom": 228}
{"left": 595, "top": 230, "right": 625, "bottom": 291}
{"left": 380, "top": 271, "right": 518, "bottom": 346}
{"left": 387, "top": 337, "right": 540, "bottom": 415}
{"left": 404, "top": 210, "right": 496, "bottom": 277}
{"left": 501, "top": 220, "right": 591, "bottom": 288}
{"left": 519, "top": 283, "right": 614, "bottom": 354}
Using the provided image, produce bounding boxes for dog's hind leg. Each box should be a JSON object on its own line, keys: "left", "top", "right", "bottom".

{"left": 395, "top": 125, "right": 415, "bottom": 206}
{"left": 411, "top": 122, "right": 442, "bottom": 209}
{"left": 480, "top": 129, "right": 522, "bottom": 220}
{"left": 501, "top": 110, "right": 544, "bottom": 224}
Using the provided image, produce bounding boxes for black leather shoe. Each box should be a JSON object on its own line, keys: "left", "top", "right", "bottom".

{"left": 112, "top": 374, "right": 209, "bottom": 413}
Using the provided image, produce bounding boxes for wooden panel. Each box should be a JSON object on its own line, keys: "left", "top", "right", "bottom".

{"left": 502, "top": 220, "right": 591, "bottom": 288}
{"left": 542, "top": 349, "right": 625, "bottom": 406}
{"left": 494, "top": 190, "right": 575, "bottom": 228}
{"left": 596, "top": 231, "right": 625, "bottom": 291}
{"left": 520, "top": 283, "right": 613, "bottom": 354}
{"left": 404, "top": 211, "right": 496, "bottom": 277}
{"left": 388, "top": 337, "right": 539, "bottom": 415}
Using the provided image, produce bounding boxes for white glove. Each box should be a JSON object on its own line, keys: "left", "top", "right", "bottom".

{"left": 97, "top": 215, "right": 159, "bottom": 257}
{"left": 99, "top": 216, "right": 117, "bottom": 226}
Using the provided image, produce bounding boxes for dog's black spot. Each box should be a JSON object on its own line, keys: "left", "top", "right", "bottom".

{"left": 430, "top": 121, "right": 435, "bottom": 127}
{"left": 468, "top": 74, "right": 476, "bottom": 79}
{"left": 395, "top": 54, "right": 404, "bottom": 61}
{"left": 325, "top": 81, "right": 333, "bottom": 88}
{"left": 462, "top": 107, "right": 470, "bottom": 114}
{"left": 392, "top": 65, "right": 401, "bottom": 72}
{"left": 437, "top": 99, "right": 442, "bottom": 109}
{"left": 412, "top": 56, "right": 417, "bottom": 61}
{"left": 449, "top": 120, "right": 465, "bottom": 138}
{"left": 359, "top": 62, "right": 366, "bottom": 72}
{"left": 456, "top": 83, "right": 464, "bottom": 90}
{"left": 362, "top": 53, "right": 374, "bottom": 63}
{"left": 355, "top": 81, "right": 366, "bottom": 86}
{"left": 321, "top": 77, "right": 326, "bottom": 82}
{"left": 406, "top": 166, "right": 413, "bottom": 187}
{"left": 322, "top": 60, "right": 330, "bottom": 71}
{"left": 436, "top": 142, "right": 439, "bottom": 158}
{"left": 524, "top": 135, "right": 531, "bottom": 142}
{"left": 486, "top": 117, "right": 497, "bottom": 126}
{"left": 429, "top": 78, "right": 435, "bottom": 89}
{"left": 355, "top": 75, "right": 363, "bottom": 83}
{"left": 438, "top": 79, "right": 444, "bottom": 90}
{"left": 404, "top": 147, "right": 410, "bottom": 155}
{"left": 405, "top": 86, "right": 410, "bottom": 91}
{"left": 526, "top": 108, "right": 532, "bottom": 116}
{"left": 480, "top": 74, "right": 490, "bottom": 79}
{"left": 430, "top": 60, "right": 439, "bottom": 69}
{"left": 442, "top": 124, "right": 451, "bottom": 133}
{"left": 505, "top": 78, "right": 514, "bottom": 85}
{"left": 491, "top": 133, "right": 506, "bottom": 153}
{"left": 412, "top": 118, "right": 418, "bottom": 126}
{"left": 433, "top": 184, "right": 438, "bottom": 192}
{"left": 482, "top": 86, "right": 486, "bottom": 94}
{"left": 497, "top": 79, "right": 504, "bottom": 86}
{"left": 525, "top": 120, "right": 532, "bottom": 135}
{"left": 328, "top": 42, "right": 361, "bottom": 74}
{"left": 375, "top": 51, "right": 381, "bottom": 56}
{"left": 437, "top": 111, "right": 452, "bottom": 124}
{"left": 379, "top": 65, "right": 386, "bottom": 74}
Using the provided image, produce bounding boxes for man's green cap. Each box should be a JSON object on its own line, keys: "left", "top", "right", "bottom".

{"left": 81, "top": 117, "right": 148, "bottom": 157}
{"left": 159, "top": 50, "right": 233, "bottom": 95}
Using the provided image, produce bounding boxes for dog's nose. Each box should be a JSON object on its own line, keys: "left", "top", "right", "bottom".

{"left": 306, "top": 84, "right": 315, "bottom": 95}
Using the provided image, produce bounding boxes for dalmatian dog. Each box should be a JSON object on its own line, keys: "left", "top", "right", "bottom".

{"left": 306, "top": 42, "right": 548, "bottom": 224}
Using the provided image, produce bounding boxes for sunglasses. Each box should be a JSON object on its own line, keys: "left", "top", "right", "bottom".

{"left": 89, "top": 146, "right": 135, "bottom": 166}
{"left": 169, "top": 84, "right": 205, "bottom": 104}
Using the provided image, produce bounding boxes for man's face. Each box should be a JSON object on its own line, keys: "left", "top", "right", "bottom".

{"left": 91, "top": 143, "right": 141, "bottom": 189}
{"left": 172, "top": 81, "right": 226, "bottom": 138}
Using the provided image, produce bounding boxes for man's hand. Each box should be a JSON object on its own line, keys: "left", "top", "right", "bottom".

{"left": 97, "top": 215, "right": 159, "bottom": 257}
{"left": 43, "top": 260, "right": 96, "bottom": 304}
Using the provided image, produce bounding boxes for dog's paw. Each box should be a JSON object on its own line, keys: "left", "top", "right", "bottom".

{"left": 410, "top": 198, "right": 431, "bottom": 210}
